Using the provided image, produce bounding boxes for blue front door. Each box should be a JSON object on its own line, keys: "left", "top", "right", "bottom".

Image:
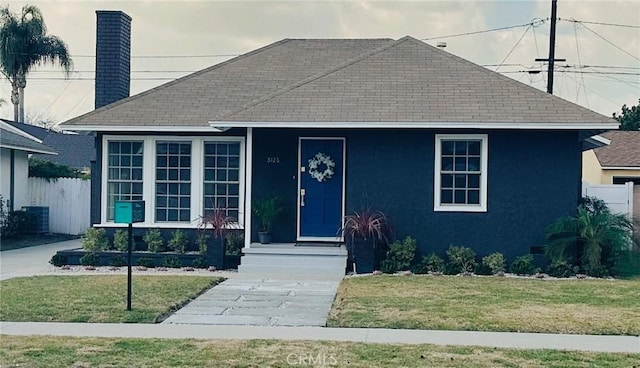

{"left": 298, "top": 138, "right": 345, "bottom": 239}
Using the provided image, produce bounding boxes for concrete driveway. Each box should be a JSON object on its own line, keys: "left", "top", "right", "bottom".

{"left": 0, "top": 239, "right": 81, "bottom": 280}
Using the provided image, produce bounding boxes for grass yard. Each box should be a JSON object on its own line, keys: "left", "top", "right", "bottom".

{"left": 328, "top": 275, "right": 640, "bottom": 335}
{"left": 0, "top": 275, "right": 222, "bottom": 323}
{"left": 1, "top": 336, "right": 638, "bottom": 368}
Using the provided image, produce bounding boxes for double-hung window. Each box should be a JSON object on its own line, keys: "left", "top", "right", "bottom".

{"left": 434, "top": 134, "right": 488, "bottom": 212}
{"left": 155, "top": 141, "right": 191, "bottom": 222}
{"left": 106, "top": 141, "right": 144, "bottom": 221}
{"left": 203, "top": 142, "right": 241, "bottom": 220}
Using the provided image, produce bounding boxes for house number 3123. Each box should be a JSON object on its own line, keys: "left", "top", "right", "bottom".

{"left": 267, "top": 157, "right": 280, "bottom": 164}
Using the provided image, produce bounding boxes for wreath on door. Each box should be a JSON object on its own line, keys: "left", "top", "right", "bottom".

{"left": 308, "top": 152, "right": 335, "bottom": 183}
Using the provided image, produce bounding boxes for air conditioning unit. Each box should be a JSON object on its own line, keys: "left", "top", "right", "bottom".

{"left": 21, "top": 206, "right": 50, "bottom": 234}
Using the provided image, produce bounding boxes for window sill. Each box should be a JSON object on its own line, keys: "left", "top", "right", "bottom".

{"left": 96, "top": 222, "right": 244, "bottom": 230}
{"left": 434, "top": 205, "right": 487, "bottom": 213}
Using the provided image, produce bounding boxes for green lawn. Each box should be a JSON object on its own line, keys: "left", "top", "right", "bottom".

{"left": 328, "top": 275, "right": 640, "bottom": 335}
{"left": 1, "top": 336, "right": 638, "bottom": 368}
{"left": 0, "top": 275, "right": 222, "bottom": 323}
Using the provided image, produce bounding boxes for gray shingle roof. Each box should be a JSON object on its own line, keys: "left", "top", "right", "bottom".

{"left": 2, "top": 120, "right": 94, "bottom": 168}
{"left": 0, "top": 127, "right": 57, "bottom": 155}
{"left": 61, "top": 36, "right": 614, "bottom": 129}
{"left": 594, "top": 131, "right": 640, "bottom": 167}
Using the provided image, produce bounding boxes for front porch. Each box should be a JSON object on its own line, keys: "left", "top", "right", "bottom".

{"left": 238, "top": 243, "right": 347, "bottom": 279}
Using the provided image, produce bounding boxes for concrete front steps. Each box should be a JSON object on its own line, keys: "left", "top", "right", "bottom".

{"left": 238, "top": 243, "right": 347, "bottom": 279}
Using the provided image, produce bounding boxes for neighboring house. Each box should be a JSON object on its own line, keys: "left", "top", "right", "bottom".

{"left": 60, "top": 12, "right": 618, "bottom": 262}
{"left": 0, "top": 120, "right": 57, "bottom": 211}
{"left": 583, "top": 131, "right": 640, "bottom": 185}
{"left": 1, "top": 119, "right": 94, "bottom": 174}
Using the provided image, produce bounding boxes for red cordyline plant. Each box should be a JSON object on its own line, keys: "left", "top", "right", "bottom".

{"left": 198, "top": 208, "right": 234, "bottom": 239}
{"left": 341, "top": 208, "right": 392, "bottom": 245}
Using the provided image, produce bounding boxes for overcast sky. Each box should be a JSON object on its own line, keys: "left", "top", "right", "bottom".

{"left": 1, "top": 0, "right": 638, "bottom": 125}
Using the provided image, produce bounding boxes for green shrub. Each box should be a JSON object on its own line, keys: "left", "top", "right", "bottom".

{"left": 80, "top": 252, "right": 100, "bottom": 266}
{"left": 49, "top": 254, "right": 67, "bottom": 267}
{"left": 0, "top": 195, "right": 36, "bottom": 239}
{"left": 144, "top": 228, "right": 164, "bottom": 253}
{"left": 380, "top": 259, "right": 400, "bottom": 274}
{"left": 136, "top": 257, "right": 156, "bottom": 268}
{"left": 545, "top": 197, "right": 632, "bottom": 275}
{"left": 82, "top": 228, "right": 109, "bottom": 252}
{"left": 584, "top": 264, "right": 609, "bottom": 278}
{"left": 413, "top": 253, "right": 445, "bottom": 274}
{"left": 482, "top": 252, "right": 506, "bottom": 275}
{"left": 474, "top": 262, "right": 493, "bottom": 276}
{"left": 113, "top": 229, "right": 129, "bottom": 252}
{"left": 547, "top": 259, "right": 579, "bottom": 278}
{"left": 29, "top": 157, "right": 86, "bottom": 180}
{"left": 109, "top": 255, "right": 127, "bottom": 267}
{"left": 162, "top": 255, "right": 182, "bottom": 268}
{"left": 611, "top": 250, "right": 640, "bottom": 278}
{"left": 196, "top": 233, "right": 209, "bottom": 255}
{"left": 510, "top": 254, "right": 540, "bottom": 275}
{"left": 384, "top": 236, "right": 417, "bottom": 271}
{"left": 225, "top": 232, "right": 244, "bottom": 256}
{"left": 192, "top": 257, "right": 207, "bottom": 268}
{"left": 446, "top": 245, "right": 477, "bottom": 274}
{"left": 168, "top": 230, "right": 189, "bottom": 254}
{"left": 0, "top": 202, "right": 36, "bottom": 239}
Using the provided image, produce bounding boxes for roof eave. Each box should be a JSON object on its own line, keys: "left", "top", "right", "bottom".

{"left": 209, "top": 121, "right": 620, "bottom": 130}
{"left": 0, "top": 144, "right": 58, "bottom": 155}
{"left": 582, "top": 135, "right": 611, "bottom": 151}
{"left": 58, "top": 125, "right": 228, "bottom": 133}
{"left": 601, "top": 166, "right": 640, "bottom": 170}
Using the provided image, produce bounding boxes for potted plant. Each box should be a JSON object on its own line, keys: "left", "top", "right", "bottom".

{"left": 252, "top": 195, "right": 283, "bottom": 244}
{"left": 224, "top": 231, "right": 244, "bottom": 269}
{"left": 198, "top": 208, "right": 234, "bottom": 268}
{"left": 340, "top": 208, "right": 392, "bottom": 274}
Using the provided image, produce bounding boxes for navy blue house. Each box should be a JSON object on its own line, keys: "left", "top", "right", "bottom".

{"left": 61, "top": 12, "right": 617, "bottom": 268}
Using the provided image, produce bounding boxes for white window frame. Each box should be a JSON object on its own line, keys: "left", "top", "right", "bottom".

{"left": 101, "top": 135, "right": 246, "bottom": 228}
{"left": 154, "top": 139, "right": 193, "bottom": 223}
{"left": 103, "top": 140, "right": 145, "bottom": 222}
{"left": 434, "top": 134, "right": 488, "bottom": 212}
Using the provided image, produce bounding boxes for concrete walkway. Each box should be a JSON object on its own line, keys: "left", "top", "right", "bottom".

{"left": 162, "top": 274, "right": 341, "bottom": 326}
{"left": 1, "top": 322, "right": 638, "bottom": 353}
{"left": 0, "top": 240, "right": 83, "bottom": 280}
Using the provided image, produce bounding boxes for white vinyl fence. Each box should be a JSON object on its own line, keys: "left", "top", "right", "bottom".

{"left": 582, "top": 181, "right": 634, "bottom": 218}
{"left": 27, "top": 177, "right": 91, "bottom": 235}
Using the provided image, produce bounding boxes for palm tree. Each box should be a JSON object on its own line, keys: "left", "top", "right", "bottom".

{"left": 545, "top": 197, "right": 633, "bottom": 276}
{"left": 0, "top": 5, "right": 72, "bottom": 123}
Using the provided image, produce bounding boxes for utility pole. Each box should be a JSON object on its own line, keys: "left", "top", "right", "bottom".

{"left": 536, "top": 0, "right": 565, "bottom": 94}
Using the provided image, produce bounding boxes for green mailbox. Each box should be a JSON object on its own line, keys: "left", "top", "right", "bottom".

{"left": 114, "top": 201, "right": 145, "bottom": 224}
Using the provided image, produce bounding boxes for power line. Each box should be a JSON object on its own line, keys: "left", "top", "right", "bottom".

{"left": 501, "top": 70, "right": 640, "bottom": 76}
{"left": 495, "top": 24, "right": 533, "bottom": 72}
{"left": 560, "top": 18, "right": 640, "bottom": 29}
{"left": 421, "top": 19, "right": 544, "bottom": 41}
{"left": 5, "top": 52, "right": 240, "bottom": 59}
{"left": 577, "top": 21, "right": 640, "bottom": 62}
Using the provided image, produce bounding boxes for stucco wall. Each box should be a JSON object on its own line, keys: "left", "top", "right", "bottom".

{"left": 252, "top": 129, "right": 582, "bottom": 261}
{"left": 582, "top": 150, "right": 603, "bottom": 184}
{"left": 0, "top": 148, "right": 30, "bottom": 211}
{"left": 581, "top": 149, "right": 640, "bottom": 184}
{"left": 601, "top": 169, "right": 640, "bottom": 184}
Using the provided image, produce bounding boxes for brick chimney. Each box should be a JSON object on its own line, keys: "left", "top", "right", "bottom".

{"left": 95, "top": 11, "right": 131, "bottom": 109}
